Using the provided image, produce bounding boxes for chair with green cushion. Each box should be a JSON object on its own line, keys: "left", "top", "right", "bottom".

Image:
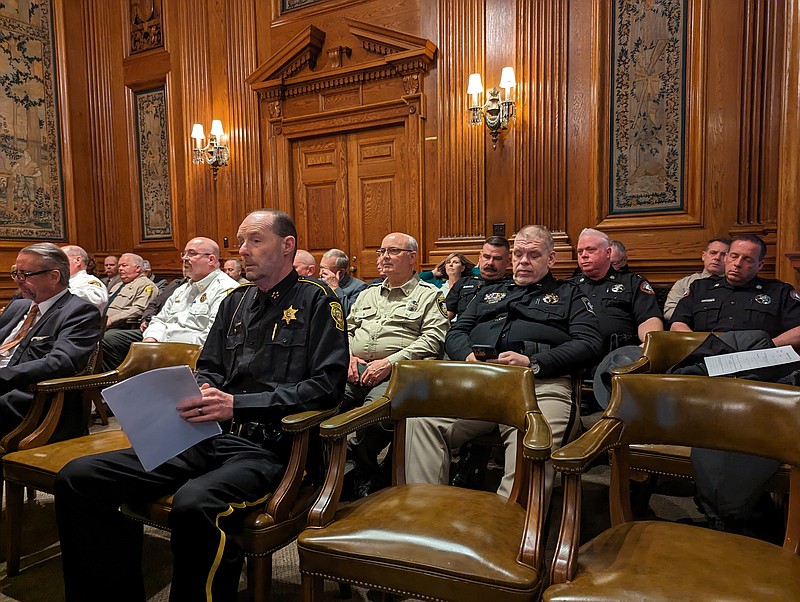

{"left": 297, "top": 360, "right": 552, "bottom": 601}
{"left": 544, "top": 373, "right": 800, "bottom": 600}
{"left": 1, "top": 341, "right": 202, "bottom": 576}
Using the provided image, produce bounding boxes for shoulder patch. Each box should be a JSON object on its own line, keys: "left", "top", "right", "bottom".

{"left": 437, "top": 294, "right": 447, "bottom": 318}
{"left": 89, "top": 279, "right": 103, "bottom": 287}
{"left": 639, "top": 281, "right": 655, "bottom": 295}
{"left": 681, "top": 289, "right": 691, "bottom": 298}
{"left": 791, "top": 290, "right": 800, "bottom": 302}
{"left": 330, "top": 301, "right": 345, "bottom": 331}
{"left": 582, "top": 297, "right": 595, "bottom": 315}
{"left": 145, "top": 284, "right": 154, "bottom": 295}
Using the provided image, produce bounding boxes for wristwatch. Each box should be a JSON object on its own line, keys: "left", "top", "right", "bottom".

{"left": 528, "top": 357, "right": 541, "bottom": 375}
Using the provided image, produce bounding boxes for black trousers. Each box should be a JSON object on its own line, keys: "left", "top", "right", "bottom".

{"left": 55, "top": 434, "right": 284, "bottom": 602}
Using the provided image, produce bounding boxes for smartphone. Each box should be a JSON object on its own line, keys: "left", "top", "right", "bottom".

{"left": 472, "top": 344, "right": 498, "bottom": 361}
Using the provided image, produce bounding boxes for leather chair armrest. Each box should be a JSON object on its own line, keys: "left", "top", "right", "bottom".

{"left": 551, "top": 418, "right": 624, "bottom": 473}
{"left": 281, "top": 406, "right": 340, "bottom": 434}
{"left": 612, "top": 355, "right": 650, "bottom": 375}
{"left": 522, "top": 410, "right": 552, "bottom": 461}
{"left": 29, "top": 370, "right": 121, "bottom": 393}
{"left": 319, "top": 397, "right": 391, "bottom": 439}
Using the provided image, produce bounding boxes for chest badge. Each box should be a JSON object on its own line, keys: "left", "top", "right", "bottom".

{"left": 282, "top": 305, "right": 299, "bottom": 324}
{"left": 611, "top": 284, "right": 625, "bottom": 293}
{"left": 406, "top": 299, "right": 419, "bottom": 312}
{"left": 542, "top": 293, "right": 559, "bottom": 304}
{"left": 483, "top": 292, "right": 507, "bottom": 304}
{"left": 199, "top": 293, "right": 207, "bottom": 303}
{"left": 755, "top": 294, "right": 771, "bottom": 305}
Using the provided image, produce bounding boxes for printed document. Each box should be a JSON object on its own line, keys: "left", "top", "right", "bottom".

{"left": 102, "top": 365, "right": 221, "bottom": 471}
{"left": 704, "top": 345, "right": 800, "bottom": 377}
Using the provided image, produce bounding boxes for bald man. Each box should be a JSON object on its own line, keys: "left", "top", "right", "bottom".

{"left": 102, "top": 238, "right": 237, "bottom": 369}
{"left": 293, "top": 249, "right": 317, "bottom": 277}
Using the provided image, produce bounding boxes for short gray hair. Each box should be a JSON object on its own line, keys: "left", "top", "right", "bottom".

{"left": 579, "top": 228, "right": 611, "bottom": 248}
{"left": 405, "top": 234, "right": 419, "bottom": 251}
{"left": 323, "top": 248, "right": 349, "bottom": 271}
{"left": 20, "top": 242, "right": 70, "bottom": 286}
{"left": 515, "top": 225, "right": 554, "bottom": 255}
{"left": 120, "top": 253, "right": 144, "bottom": 269}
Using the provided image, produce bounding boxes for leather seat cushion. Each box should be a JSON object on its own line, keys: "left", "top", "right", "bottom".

{"left": 3, "top": 431, "right": 131, "bottom": 492}
{"left": 544, "top": 521, "right": 800, "bottom": 601}
{"left": 299, "top": 484, "right": 540, "bottom": 600}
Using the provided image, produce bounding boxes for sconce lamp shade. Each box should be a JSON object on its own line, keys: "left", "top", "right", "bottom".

{"left": 499, "top": 67, "right": 516, "bottom": 90}
{"left": 191, "top": 123, "right": 206, "bottom": 140}
{"left": 210, "top": 119, "right": 225, "bottom": 137}
{"left": 467, "top": 73, "right": 484, "bottom": 96}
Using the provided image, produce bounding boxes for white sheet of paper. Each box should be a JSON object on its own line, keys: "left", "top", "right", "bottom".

{"left": 101, "top": 365, "right": 222, "bottom": 471}
{"left": 703, "top": 345, "right": 800, "bottom": 377}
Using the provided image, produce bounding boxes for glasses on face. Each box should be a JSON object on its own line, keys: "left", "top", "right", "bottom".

{"left": 11, "top": 269, "right": 52, "bottom": 282}
{"left": 375, "top": 247, "right": 415, "bottom": 257}
{"left": 180, "top": 251, "right": 212, "bottom": 259}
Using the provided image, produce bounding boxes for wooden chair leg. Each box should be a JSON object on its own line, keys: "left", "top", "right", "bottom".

{"left": 302, "top": 573, "right": 324, "bottom": 601}
{"left": 6, "top": 481, "right": 25, "bottom": 576}
{"left": 247, "top": 554, "right": 272, "bottom": 602}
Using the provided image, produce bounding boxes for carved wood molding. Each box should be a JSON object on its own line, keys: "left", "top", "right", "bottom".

{"left": 247, "top": 22, "right": 436, "bottom": 103}
{"left": 346, "top": 17, "right": 437, "bottom": 56}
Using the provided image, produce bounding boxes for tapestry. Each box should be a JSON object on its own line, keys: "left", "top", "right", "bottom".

{"left": 0, "top": 0, "right": 64, "bottom": 239}
{"left": 610, "top": 0, "right": 686, "bottom": 214}
{"left": 282, "top": 0, "right": 325, "bottom": 12}
{"left": 135, "top": 87, "right": 172, "bottom": 239}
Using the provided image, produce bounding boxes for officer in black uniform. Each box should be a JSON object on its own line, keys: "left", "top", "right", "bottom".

{"left": 445, "top": 235, "right": 511, "bottom": 320}
{"left": 572, "top": 228, "right": 664, "bottom": 409}
{"left": 406, "top": 225, "right": 603, "bottom": 500}
{"left": 672, "top": 234, "right": 800, "bottom": 532}
{"left": 55, "top": 210, "right": 348, "bottom": 602}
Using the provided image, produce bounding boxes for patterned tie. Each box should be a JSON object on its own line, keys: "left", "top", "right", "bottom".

{"left": 0, "top": 304, "right": 39, "bottom": 355}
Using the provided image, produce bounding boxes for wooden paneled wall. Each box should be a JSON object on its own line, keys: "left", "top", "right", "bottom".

{"left": 1, "top": 0, "right": 798, "bottom": 303}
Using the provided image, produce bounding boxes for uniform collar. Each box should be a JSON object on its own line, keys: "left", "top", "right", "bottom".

{"left": 381, "top": 274, "right": 419, "bottom": 295}
{"left": 512, "top": 271, "right": 556, "bottom": 290}
{"left": 577, "top": 267, "right": 617, "bottom": 284}
{"left": 190, "top": 268, "right": 223, "bottom": 292}
{"left": 716, "top": 275, "right": 766, "bottom": 291}
{"left": 257, "top": 270, "right": 299, "bottom": 306}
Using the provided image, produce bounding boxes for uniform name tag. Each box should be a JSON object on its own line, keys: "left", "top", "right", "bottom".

{"left": 700, "top": 298, "right": 716, "bottom": 303}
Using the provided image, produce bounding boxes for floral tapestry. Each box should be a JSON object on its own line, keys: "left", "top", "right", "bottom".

{"left": 282, "top": 0, "right": 325, "bottom": 12}
{"left": 135, "top": 87, "right": 172, "bottom": 239}
{"left": 610, "top": 0, "right": 686, "bottom": 214}
{"left": 0, "top": 0, "right": 64, "bottom": 239}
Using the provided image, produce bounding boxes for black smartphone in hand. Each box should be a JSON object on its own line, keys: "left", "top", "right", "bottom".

{"left": 472, "top": 344, "right": 498, "bottom": 361}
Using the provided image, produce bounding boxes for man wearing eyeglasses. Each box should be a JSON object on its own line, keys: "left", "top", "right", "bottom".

{"left": 102, "top": 238, "right": 238, "bottom": 370}
{"left": 345, "top": 232, "right": 449, "bottom": 496}
{"left": 0, "top": 243, "right": 101, "bottom": 439}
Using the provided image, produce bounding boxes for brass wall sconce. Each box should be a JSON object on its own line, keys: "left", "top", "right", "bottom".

{"left": 190, "top": 120, "right": 229, "bottom": 181}
{"left": 467, "top": 67, "right": 516, "bottom": 149}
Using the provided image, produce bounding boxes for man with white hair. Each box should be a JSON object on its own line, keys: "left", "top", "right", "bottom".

{"left": 61, "top": 245, "right": 108, "bottom": 312}
{"left": 293, "top": 249, "right": 317, "bottom": 277}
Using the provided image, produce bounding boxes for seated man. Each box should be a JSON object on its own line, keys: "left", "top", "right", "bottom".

{"left": 318, "top": 248, "right": 367, "bottom": 316}
{"left": 55, "top": 209, "right": 348, "bottom": 602}
{"left": 101, "top": 255, "right": 120, "bottom": 289}
{"left": 405, "top": 225, "right": 603, "bottom": 500}
{"left": 446, "top": 235, "right": 510, "bottom": 320}
{"left": 0, "top": 243, "right": 101, "bottom": 440}
{"left": 609, "top": 239, "right": 629, "bottom": 273}
{"left": 671, "top": 234, "right": 800, "bottom": 531}
{"left": 346, "top": 232, "right": 449, "bottom": 494}
{"left": 663, "top": 237, "right": 731, "bottom": 321}
{"left": 102, "top": 238, "right": 238, "bottom": 369}
{"left": 293, "top": 249, "right": 317, "bottom": 277}
{"left": 571, "top": 228, "right": 664, "bottom": 408}
{"left": 223, "top": 257, "right": 249, "bottom": 284}
{"left": 61, "top": 245, "right": 108, "bottom": 312}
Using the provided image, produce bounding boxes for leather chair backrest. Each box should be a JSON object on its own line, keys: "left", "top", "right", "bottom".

{"left": 608, "top": 373, "right": 800, "bottom": 467}
{"left": 640, "top": 331, "right": 711, "bottom": 373}
{"left": 116, "top": 342, "right": 202, "bottom": 381}
{"left": 388, "top": 360, "right": 537, "bottom": 431}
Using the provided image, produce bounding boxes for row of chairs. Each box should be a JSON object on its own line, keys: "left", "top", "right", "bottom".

{"left": 2, "top": 336, "right": 800, "bottom": 600}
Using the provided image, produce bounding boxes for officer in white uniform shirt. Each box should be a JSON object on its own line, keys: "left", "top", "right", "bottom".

{"left": 61, "top": 245, "right": 108, "bottom": 312}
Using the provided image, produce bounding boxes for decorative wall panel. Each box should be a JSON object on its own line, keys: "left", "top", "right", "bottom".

{"left": 135, "top": 87, "right": 172, "bottom": 239}
{"left": 610, "top": 0, "right": 686, "bottom": 214}
{"left": 0, "top": 0, "right": 64, "bottom": 239}
{"left": 130, "top": 0, "right": 163, "bottom": 55}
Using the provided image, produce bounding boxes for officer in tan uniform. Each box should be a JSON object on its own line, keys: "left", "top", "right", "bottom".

{"left": 346, "top": 231, "right": 449, "bottom": 495}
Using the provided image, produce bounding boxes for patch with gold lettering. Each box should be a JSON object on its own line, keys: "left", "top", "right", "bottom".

{"left": 542, "top": 293, "right": 559, "bottom": 304}
{"left": 89, "top": 280, "right": 103, "bottom": 287}
{"left": 145, "top": 285, "right": 154, "bottom": 296}
{"left": 483, "top": 292, "right": 507, "bottom": 304}
{"left": 199, "top": 293, "right": 207, "bottom": 303}
{"left": 282, "top": 305, "right": 299, "bottom": 325}
{"left": 330, "top": 302, "right": 345, "bottom": 331}
{"left": 437, "top": 294, "right": 447, "bottom": 317}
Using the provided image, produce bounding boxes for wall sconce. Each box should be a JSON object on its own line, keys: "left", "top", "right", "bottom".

{"left": 467, "top": 67, "right": 516, "bottom": 149}
{"left": 191, "top": 120, "right": 229, "bottom": 181}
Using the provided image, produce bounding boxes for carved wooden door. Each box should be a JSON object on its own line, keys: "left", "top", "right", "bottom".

{"left": 292, "top": 124, "right": 407, "bottom": 281}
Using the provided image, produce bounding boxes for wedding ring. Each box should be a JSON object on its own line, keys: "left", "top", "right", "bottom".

{"left": 198, "top": 407, "right": 204, "bottom": 416}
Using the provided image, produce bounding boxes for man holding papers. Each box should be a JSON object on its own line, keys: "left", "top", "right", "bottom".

{"left": 55, "top": 210, "right": 348, "bottom": 602}
{"left": 670, "top": 233, "right": 800, "bottom": 534}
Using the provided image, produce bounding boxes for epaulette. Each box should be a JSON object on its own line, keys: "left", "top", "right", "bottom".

{"left": 298, "top": 277, "right": 332, "bottom": 295}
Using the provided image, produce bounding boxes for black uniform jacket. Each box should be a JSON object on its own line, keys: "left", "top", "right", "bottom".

{"left": 196, "top": 271, "right": 348, "bottom": 429}
{"left": 445, "top": 272, "right": 603, "bottom": 379}
{"left": 445, "top": 273, "right": 512, "bottom": 318}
